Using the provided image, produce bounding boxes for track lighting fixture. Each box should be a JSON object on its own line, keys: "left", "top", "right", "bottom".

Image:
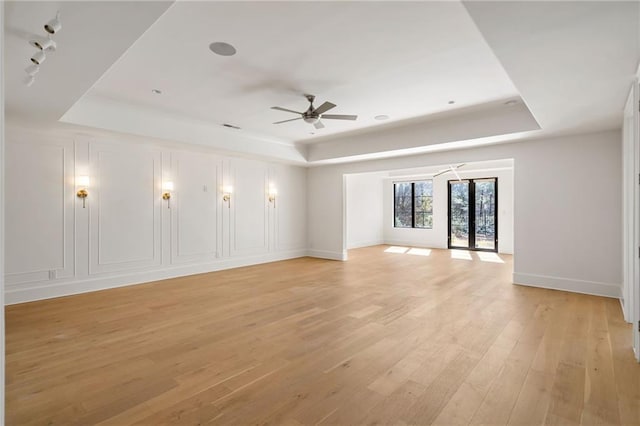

{"left": 31, "top": 50, "right": 46, "bottom": 65}
{"left": 30, "top": 36, "right": 56, "bottom": 51}
{"left": 44, "top": 12, "right": 62, "bottom": 35}
{"left": 24, "top": 11, "right": 61, "bottom": 88}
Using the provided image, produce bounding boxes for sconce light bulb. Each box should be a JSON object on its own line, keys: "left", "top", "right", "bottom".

{"left": 77, "top": 175, "right": 90, "bottom": 187}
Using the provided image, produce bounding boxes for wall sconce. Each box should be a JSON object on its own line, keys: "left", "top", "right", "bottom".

{"left": 162, "top": 181, "right": 174, "bottom": 208}
{"left": 268, "top": 186, "right": 277, "bottom": 208}
{"left": 222, "top": 185, "right": 232, "bottom": 208}
{"left": 76, "top": 175, "right": 89, "bottom": 208}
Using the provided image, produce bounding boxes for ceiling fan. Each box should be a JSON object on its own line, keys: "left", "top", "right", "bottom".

{"left": 271, "top": 94, "right": 357, "bottom": 129}
{"left": 432, "top": 164, "right": 466, "bottom": 180}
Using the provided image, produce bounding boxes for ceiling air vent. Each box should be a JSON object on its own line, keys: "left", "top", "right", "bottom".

{"left": 222, "top": 123, "right": 241, "bottom": 130}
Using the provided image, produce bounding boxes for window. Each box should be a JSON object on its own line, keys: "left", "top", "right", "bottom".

{"left": 394, "top": 182, "right": 413, "bottom": 228}
{"left": 394, "top": 180, "right": 433, "bottom": 229}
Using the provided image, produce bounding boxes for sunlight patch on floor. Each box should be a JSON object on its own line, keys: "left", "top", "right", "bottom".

{"left": 407, "top": 248, "right": 431, "bottom": 257}
{"left": 477, "top": 252, "right": 505, "bottom": 263}
{"left": 384, "top": 246, "right": 409, "bottom": 254}
{"left": 450, "top": 250, "right": 473, "bottom": 260}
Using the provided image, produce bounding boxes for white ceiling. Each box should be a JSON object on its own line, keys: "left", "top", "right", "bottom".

{"left": 71, "top": 1, "right": 520, "bottom": 143}
{"left": 463, "top": 1, "right": 639, "bottom": 135}
{"left": 4, "top": 1, "right": 639, "bottom": 164}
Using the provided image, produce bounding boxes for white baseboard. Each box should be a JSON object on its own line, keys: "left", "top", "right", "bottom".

{"left": 620, "top": 297, "right": 632, "bottom": 323}
{"left": 5, "top": 249, "right": 307, "bottom": 305}
{"left": 346, "top": 240, "right": 384, "bottom": 250}
{"left": 513, "top": 272, "right": 621, "bottom": 299}
{"left": 306, "top": 249, "right": 347, "bottom": 261}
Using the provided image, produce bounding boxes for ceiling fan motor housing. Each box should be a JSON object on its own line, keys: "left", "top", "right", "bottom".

{"left": 303, "top": 113, "right": 320, "bottom": 124}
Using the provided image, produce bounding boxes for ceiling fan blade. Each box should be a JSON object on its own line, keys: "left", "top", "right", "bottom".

{"left": 273, "top": 117, "right": 303, "bottom": 124}
{"left": 321, "top": 114, "right": 357, "bottom": 121}
{"left": 271, "top": 106, "right": 302, "bottom": 115}
{"left": 451, "top": 166, "right": 462, "bottom": 181}
{"left": 313, "top": 101, "right": 336, "bottom": 115}
{"left": 432, "top": 169, "right": 449, "bottom": 178}
{"left": 314, "top": 120, "right": 325, "bottom": 129}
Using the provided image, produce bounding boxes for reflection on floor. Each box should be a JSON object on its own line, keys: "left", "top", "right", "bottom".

{"left": 385, "top": 245, "right": 505, "bottom": 263}
{"left": 383, "top": 246, "right": 432, "bottom": 256}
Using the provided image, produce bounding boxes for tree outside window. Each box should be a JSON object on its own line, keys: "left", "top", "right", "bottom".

{"left": 394, "top": 181, "right": 433, "bottom": 229}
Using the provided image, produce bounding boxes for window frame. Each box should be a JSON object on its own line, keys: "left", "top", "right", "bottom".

{"left": 393, "top": 180, "right": 433, "bottom": 229}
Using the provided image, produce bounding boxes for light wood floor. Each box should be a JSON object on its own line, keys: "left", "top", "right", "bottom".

{"left": 6, "top": 246, "right": 640, "bottom": 425}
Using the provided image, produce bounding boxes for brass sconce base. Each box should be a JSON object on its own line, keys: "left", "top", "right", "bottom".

{"left": 162, "top": 192, "right": 171, "bottom": 208}
{"left": 77, "top": 189, "right": 88, "bottom": 208}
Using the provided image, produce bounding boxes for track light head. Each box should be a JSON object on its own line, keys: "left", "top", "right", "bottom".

{"left": 30, "top": 36, "right": 56, "bottom": 51}
{"left": 25, "top": 64, "right": 40, "bottom": 76}
{"left": 44, "top": 12, "right": 61, "bottom": 34}
{"left": 24, "top": 75, "right": 35, "bottom": 87}
{"left": 30, "top": 50, "right": 46, "bottom": 65}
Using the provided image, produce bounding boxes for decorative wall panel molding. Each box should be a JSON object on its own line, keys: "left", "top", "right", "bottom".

{"left": 272, "top": 165, "right": 307, "bottom": 251}
{"left": 228, "top": 159, "right": 270, "bottom": 257}
{"left": 170, "top": 151, "right": 222, "bottom": 265}
{"left": 89, "top": 141, "right": 162, "bottom": 274}
{"left": 5, "top": 133, "right": 75, "bottom": 286}
{"left": 4, "top": 124, "right": 308, "bottom": 303}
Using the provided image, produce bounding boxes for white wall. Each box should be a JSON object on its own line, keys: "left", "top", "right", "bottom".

{"left": 383, "top": 168, "right": 514, "bottom": 254}
{"left": 4, "top": 121, "right": 307, "bottom": 304}
{"left": 345, "top": 173, "right": 385, "bottom": 249}
{"left": 308, "top": 130, "right": 622, "bottom": 298}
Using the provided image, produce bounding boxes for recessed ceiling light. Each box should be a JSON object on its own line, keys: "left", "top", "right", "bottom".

{"left": 448, "top": 100, "right": 455, "bottom": 105}
{"left": 505, "top": 99, "right": 518, "bottom": 105}
{"left": 209, "top": 42, "right": 237, "bottom": 56}
{"left": 375, "top": 115, "right": 389, "bottom": 121}
{"left": 152, "top": 89, "right": 162, "bottom": 95}
{"left": 223, "top": 123, "right": 241, "bottom": 130}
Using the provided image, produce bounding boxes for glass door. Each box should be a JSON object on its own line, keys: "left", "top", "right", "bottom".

{"left": 474, "top": 179, "right": 497, "bottom": 251}
{"left": 448, "top": 180, "right": 470, "bottom": 248}
{"left": 448, "top": 178, "right": 498, "bottom": 252}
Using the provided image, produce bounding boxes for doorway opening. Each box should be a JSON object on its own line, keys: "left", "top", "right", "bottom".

{"left": 448, "top": 178, "right": 498, "bottom": 252}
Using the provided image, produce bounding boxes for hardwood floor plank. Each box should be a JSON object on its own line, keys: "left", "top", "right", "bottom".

{"left": 507, "top": 370, "right": 554, "bottom": 425}
{"left": 5, "top": 246, "right": 639, "bottom": 425}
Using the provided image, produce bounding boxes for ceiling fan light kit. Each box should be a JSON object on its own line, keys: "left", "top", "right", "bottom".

{"left": 271, "top": 94, "right": 358, "bottom": 130}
